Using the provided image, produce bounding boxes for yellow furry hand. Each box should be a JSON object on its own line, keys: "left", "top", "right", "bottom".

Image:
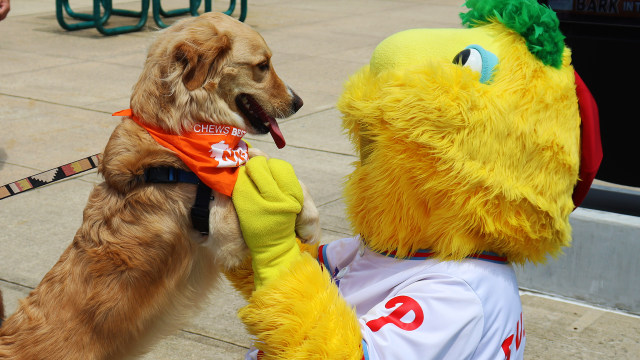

{"left": 232, "top": 156, "right": 303, "bottom": 289}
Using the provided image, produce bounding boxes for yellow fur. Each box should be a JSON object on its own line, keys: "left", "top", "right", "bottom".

{"left": 224, "top": 256, "right": 255, "bottom": 300}
{"left": 338, "top": 22, "right": 581, "bottom": 263}
{"left": 224, "top": 239, "right": 319, "bottom": 300}
{"left": 238, "top": 254, "right": 363, "bottom": 359}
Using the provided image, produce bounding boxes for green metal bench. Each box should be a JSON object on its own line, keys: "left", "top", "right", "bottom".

{"left": 55, "top": 0, "right": 247, "bottom": 35}
{"left": 207, "top": 0, "right": 247, "bottom": 22}
{"left": 151, "top": 0, "right": 200, "bottom": 29}
{"left": 152, "top": 0, "right": 247, "bottom": 28}
{"left": 56, "top": 0, "right": 150, "bottom": 34}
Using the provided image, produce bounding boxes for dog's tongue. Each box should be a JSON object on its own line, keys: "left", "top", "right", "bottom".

{"left": 266, "top": 116, "right": 286, "bottom": 149}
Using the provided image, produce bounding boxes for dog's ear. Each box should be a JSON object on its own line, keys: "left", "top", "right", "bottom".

{"left": 173, "top": 27, "right": 231, "bottom": 91}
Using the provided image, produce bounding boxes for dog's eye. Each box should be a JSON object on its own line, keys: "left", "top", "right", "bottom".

{"left": 257, "top": 61, "right": 270, "bottom": 72}
{"left": 452, "top": 45, "right": 498, "bottom": 84}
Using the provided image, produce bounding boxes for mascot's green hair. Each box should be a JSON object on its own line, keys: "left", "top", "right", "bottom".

{"left": 460, "top": 0, "right": 565, "bottom": 68}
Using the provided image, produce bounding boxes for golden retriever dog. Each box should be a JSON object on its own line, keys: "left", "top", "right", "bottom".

{"left": 0, "top": 12, "right": 320, "bottom": 360}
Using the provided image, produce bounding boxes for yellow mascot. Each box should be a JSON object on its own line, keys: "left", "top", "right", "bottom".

{"left": 228, "top": 0, "right": 602, "bottom": 358}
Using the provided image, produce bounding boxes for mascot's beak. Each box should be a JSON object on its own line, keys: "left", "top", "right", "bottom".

{"left": 358, "top": 27, "right": 499, "bottom": 164}
{"left": 369, "top": 27, "right": 497, "bottom": 75}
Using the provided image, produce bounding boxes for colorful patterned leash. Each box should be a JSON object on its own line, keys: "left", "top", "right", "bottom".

{"left": 0, "top": 154, "right": 102, "bottom": 200}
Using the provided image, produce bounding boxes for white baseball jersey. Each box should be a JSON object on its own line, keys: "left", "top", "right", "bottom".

{"left": 246, "top": 236, "right": 525, "bottom": 360}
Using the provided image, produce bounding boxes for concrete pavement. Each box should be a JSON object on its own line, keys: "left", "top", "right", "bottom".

{"left": 1, "top": 0, "right": 639, "bottom": 358}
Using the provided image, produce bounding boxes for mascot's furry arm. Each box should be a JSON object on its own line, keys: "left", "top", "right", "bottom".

{"left": 224, "top": 240, "right": 318, "bottom": 300}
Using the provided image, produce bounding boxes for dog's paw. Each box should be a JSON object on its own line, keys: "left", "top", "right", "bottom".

{"left": 206, "top": 193, "right": 251, "bottom": 270}
{"left": 296, "top": 181, "right": 321, "bottom": 244}
{"left": 248, "top": 147, "right": 269, "bottom": 159}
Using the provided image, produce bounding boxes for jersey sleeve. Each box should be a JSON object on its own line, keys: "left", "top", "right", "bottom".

{"left": 359, "top": 276, "right": 484, "bottom": 360}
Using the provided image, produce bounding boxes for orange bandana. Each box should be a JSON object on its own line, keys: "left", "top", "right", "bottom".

{"left": 113, "top": 109, "right": 248, "bottom": 196}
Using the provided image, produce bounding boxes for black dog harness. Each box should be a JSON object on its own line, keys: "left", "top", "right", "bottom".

{"left": 144, "top": 167, "right": 213, "bottom": 235}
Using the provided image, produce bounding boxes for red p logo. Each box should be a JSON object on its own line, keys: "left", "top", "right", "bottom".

{"left": 366, "top": 296, "right": 424, "bottom": 332}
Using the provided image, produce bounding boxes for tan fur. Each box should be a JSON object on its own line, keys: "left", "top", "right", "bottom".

{"left": 130, "top": 12, "right": 300, "bottom": 135}
{"left": 0, "top": 13, "right": 319, "bottom": 360}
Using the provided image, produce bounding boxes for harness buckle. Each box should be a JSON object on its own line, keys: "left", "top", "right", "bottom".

{"left": 144, "top": 167, "right": 179, "bottom": 183}
{"left": 191, "top": 182, "right": 213, "bottom": 235}
{"left": 190, "top": 206, "right": 210, "bottom": 236}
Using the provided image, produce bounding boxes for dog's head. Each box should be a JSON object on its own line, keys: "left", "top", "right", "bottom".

{"left": 130, "top": 12, "right": 302, "bottom": 148}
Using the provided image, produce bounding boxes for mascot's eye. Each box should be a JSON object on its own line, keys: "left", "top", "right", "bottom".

{"left": 453, "top": 48, "right": 482, "bottom": 71}
{"left": 452, "top": 45, "right": 498, "bottom": 84}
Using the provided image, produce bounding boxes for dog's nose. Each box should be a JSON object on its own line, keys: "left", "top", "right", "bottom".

{"left": 291, "top": 90, "right": 303, "bottom": 113}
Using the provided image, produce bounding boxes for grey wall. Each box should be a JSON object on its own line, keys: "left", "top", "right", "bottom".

{"left": 515, "top": 208, "right": 640, "bottom": 315}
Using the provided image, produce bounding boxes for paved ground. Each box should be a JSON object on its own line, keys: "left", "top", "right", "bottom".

{"left": 1, "top": 0, "right": 639, "bottom": 359}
